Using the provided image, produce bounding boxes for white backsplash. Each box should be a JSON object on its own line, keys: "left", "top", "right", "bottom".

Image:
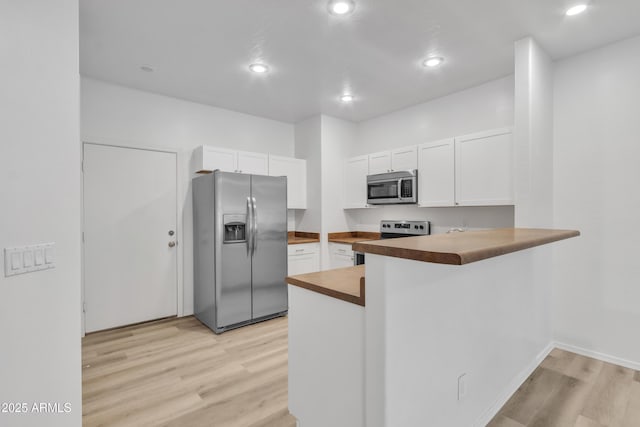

{"left": 287, "top": 210, "right": 297, "bottom": 231}
{"left": 352, "top": 205, "right": 515, "bottom": 235}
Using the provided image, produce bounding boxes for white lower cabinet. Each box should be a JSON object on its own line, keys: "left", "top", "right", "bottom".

{"left": 288, "top": 243, "right": 320, "bottom": 276}
{"left": 329, "top": 243, "right": 354, "bottom": 269}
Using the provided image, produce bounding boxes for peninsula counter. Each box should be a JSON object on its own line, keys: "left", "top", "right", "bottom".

{"left": 287, "top": 228, "right": 579, "bottom": 427}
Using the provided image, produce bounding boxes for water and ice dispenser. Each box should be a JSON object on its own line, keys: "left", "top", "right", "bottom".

{"left": 223, "top": 214, "right": 246, "bottom": 243}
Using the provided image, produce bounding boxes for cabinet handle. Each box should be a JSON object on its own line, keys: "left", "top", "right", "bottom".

{"left": 296, "top": 249, "right": 304, "bottom": 252}
{"left": 338, "top": 249, "right": 346, "bottom": 253}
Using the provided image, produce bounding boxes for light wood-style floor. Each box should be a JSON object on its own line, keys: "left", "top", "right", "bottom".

{"left": 82, "top": 315, "right": 295, "bottom": 427}
{"left": 489, "top": 348, "right": 640, "bottom": 427}
{"left": 84, "top": 317, "right": 640, "bottom": 427}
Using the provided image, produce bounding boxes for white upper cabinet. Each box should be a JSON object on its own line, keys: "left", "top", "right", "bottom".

{"left": 193, "top": 145, "right": 273, "bottom": 176}
{"left": 417, "top": 128, "right": 513, "bottom": 207}
{"left": 269, "top": 155, "right": 307, "bottom": 209}
{"left": 368, "top": 146, "right": 417, "bottom": 175}
{"left": 455, "top": 128, "right": 513, "bottom": 206}
{"left": 390, "top": 145, "right": 418, "bottom": 171}
{"left": 368, "top": 151, "right": 392, "bottom": 175}
{"left": 193, "top": 146, "right": 237, "bottom": 173}
{"left": 237, "top": 151, "right": 268, "bottom": 175}
{"left": 344, "top": 155, "right": 369, "bottom": 209}
{"left": 418, "top": 139, "right": 455, "bottom": 207}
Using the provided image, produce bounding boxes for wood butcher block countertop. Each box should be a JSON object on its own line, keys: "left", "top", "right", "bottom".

{"left": 352, "top": 228, "right": 580, "bottom": 266}
{"left": 288, "top": 231, "right": 320, "bottom": 245}
{"left": 328, "top": 231, "right": 381, "bottom": 245}
{"left": 287, "top": 265, "right": 365, "bottom": 306}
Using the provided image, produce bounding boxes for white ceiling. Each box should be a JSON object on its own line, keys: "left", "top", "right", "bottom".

{"left": 80, "top": 0, "right": 640, "bottom": 123}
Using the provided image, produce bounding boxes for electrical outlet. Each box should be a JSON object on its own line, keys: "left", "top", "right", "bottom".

{"left": 458, "top": 373, "right": 467, "bottom": 401}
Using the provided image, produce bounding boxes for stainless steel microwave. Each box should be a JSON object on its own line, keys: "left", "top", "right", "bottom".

{"left": 366, "top": 170, "right": 418, "bottom": 205}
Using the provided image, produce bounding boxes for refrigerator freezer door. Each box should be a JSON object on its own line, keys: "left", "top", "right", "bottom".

{"left": 193, "top": 174, "right": 216, "bottom": 331}
{"left": 250, "top": 175, "right": 288, "bottom": 319}
{"left": 215, "top": 172, "right": 253, "bottom": 329}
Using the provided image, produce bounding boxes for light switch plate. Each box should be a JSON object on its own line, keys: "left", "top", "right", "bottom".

{"left": 4, "top": 243, "right": 56, "bottom": 277}
{"left": 34, "top": 248, "right": 44, "bottom": 266}
{"left": 23, "top": 250, "right": 33, "bottom": 268}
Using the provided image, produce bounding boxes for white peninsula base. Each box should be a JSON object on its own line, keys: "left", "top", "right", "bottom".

{"left": 288, "top": 229, "right": 579, "bottom": 427}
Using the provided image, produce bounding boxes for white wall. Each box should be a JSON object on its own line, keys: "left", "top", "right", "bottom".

{"left": 294, "top": 116, "right": 322, "bottom": 234}
{"left": 354, "top": 206, "right": 514, "bottom": 235}
{"left": 553, "top": 34, "right": 640, "bottom": 367}
{"left": 320, "top": 116, "right": 358, "bottom": 268}
{"left": 514, "top": 38, "right": 554, "bottom": 227}
{"left": 294, "top": 115, "right": 358, "bottom": 268}
{"left": 81, "top": 77, "right": 295, "bottom": 315}
{"left": 353, "top": 76, "right": 515, "bottom": 156}
{"left": 350, "top": 76, "right": 516, "bottom": 233}
{"left": 0, "top": 1, "right": 81, "bottom": 426}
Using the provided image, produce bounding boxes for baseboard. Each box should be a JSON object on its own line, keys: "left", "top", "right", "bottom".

{"left": 554, "top": 341, "right": 640, "bottom": 371}
{"left": 473, "top": 341, "right": 555, "bottom": 427}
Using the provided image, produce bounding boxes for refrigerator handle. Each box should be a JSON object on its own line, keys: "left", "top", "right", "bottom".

{"left": 246, "top": 196, "right": 253, "bottom": 256}
{"left": 251, "top": 196, "right": 258, "bottom": 256}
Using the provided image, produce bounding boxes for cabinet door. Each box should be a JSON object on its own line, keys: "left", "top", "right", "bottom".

{"left": 331, "top": 253, "right": 354, "bottom": 269}
{"left": 237, "top": 151, "right": 268, "bottom": 175}
{"left": 391, "top": 145, "right": 418, "bottom": 171}
{"left": 330, "top": 243, "right": 354, "bottom": 269}
{"left": 344, "top": 155, "right": 369, "bottom": 209}
{"left": 455, "top": 128, "right": 513, "bottom": 206}
{"left": 368, "top": 151, "right": 392, "bottom": 175}
{"left": 288, "top": 253, "right": 319, "bottom": 276}
{"left": 418, "top": 139, "right": 455, "bottom": 207}
{"left": 197, "top": 146, "right": 237, "bottom": 173}
{"left": 269, "top": 155, "right": 307, "bottom": 209}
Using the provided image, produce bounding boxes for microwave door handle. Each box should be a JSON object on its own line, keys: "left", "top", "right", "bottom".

{"left": 397, "top": 178, "right": 404, "bottom": 200}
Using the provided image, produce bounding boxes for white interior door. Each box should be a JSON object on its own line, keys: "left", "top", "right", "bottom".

{"left": 83, "top": 143, "right": 178, "bottom": 333}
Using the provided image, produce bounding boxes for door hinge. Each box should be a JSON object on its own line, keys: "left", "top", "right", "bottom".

{"left": 82, "top": 301, "right": 86, "bottom": 313}
{"left": 81, "top": 161, "right": 84, "bottom": 172}
{"left": 82, "top": 232, "right": 85, "bottom": 243}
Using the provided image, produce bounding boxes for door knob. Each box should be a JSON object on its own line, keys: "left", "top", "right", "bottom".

{"left": 168, "top": 241, "right": 176, "bottom": 248}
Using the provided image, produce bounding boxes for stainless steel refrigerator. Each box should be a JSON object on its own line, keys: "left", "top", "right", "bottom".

{"left": 193, "top": 171, "right": 288, "bottom": 333}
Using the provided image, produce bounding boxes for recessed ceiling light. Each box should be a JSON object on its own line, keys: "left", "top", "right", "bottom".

{"left": 249, "top": 63, "right": 269, "bottom": 74}
{"left": 340, "top": 94, "right": 354, "bottom": 103}
{"left": 565, "top": 4, "right": 588, "bottom": 16}
{"left": 328, "top": 0, "right": 355, "bottom": 16}
{"left": 423, "top": 57, "right": 444, "bottom": 68}
{"left": 140, "top": 65, "right": 154, "bottom": 72}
